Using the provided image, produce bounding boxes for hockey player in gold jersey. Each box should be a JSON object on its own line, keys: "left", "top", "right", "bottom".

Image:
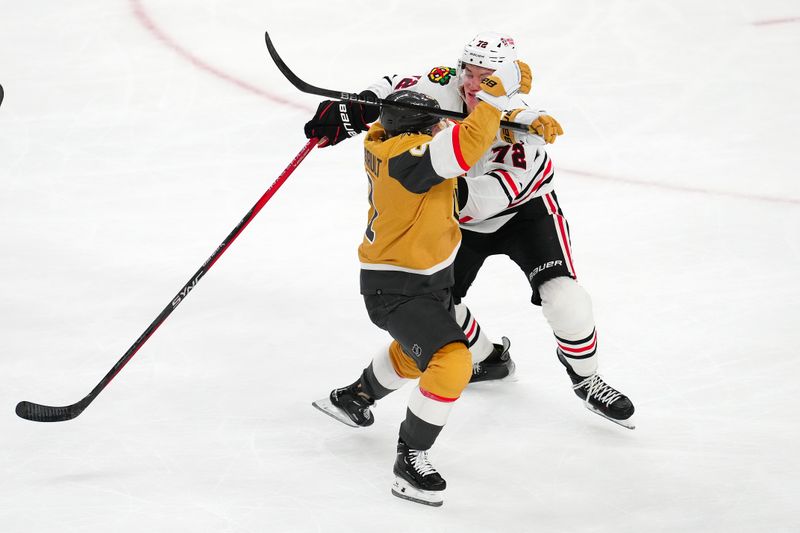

{"left": 312, "top": 58, "right": 532, "bottom": 506}
{"left": 305, "top": 31, "right": 635, "bottom": 429}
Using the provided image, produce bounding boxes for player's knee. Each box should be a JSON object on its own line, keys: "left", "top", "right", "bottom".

{"left": 540, "top": 277, "right": 594, "bottom": 336}
{"left": 388, "top": 340, "right": 422, "bottom": 380}
{"left": 419, "top": 342, "right": 472, "bottom": 399}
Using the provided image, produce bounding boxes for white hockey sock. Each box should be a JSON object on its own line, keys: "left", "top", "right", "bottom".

{"left": 407, "top": 386, "right": 455, "bottom": 429}
{"left": 540, "top": 277, "right": 598, "bottom": 377}
{"left": 371, "top": 343, "right": 412, "bottom": 392}
{"left": 454, "top": 303, "right": 495, "bottom": 364}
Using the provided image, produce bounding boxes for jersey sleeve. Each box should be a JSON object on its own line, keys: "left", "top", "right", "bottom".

{"left": 383, "top": 99, "right": 501, "bottom": 194}
{"left": 363, "top": 72, "right": 427, "bottom": 100}
{"left": 363, "top": 75, "right": 397, "bottom": 100}
{"left": 428, "top": 102, "right": 501, "bottom": 178}
{"left": 458, "top": 146, "right": 554, "bottom": 223}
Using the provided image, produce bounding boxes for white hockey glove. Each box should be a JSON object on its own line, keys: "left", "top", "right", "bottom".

{"left": 476, "top": 60, "right": 532, "bottom": 110}
{"left": 499, "top": 108, "right": 564, "bottom": 145}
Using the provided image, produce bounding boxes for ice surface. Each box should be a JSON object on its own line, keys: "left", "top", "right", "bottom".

{"left": 1, "top": 1, "right": 798, "bottom": 532}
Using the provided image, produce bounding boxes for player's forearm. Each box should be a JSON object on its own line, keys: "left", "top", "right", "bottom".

{"left": 453, "top": 103, "right": 502, "bottom": 168}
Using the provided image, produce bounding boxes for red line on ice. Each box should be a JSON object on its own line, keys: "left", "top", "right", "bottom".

{"left": 752, "top": 16, "right": 800, "bottom": 26}
{"left": 129, "top": 0, "right": 800, "bottom": 206}
{"left": 129, "top": 0, "right": 313, "bottom": 113}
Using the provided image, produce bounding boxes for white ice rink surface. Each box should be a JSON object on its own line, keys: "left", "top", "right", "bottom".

{"left": 1, "top": 1, "right": 799, "bottom": 532}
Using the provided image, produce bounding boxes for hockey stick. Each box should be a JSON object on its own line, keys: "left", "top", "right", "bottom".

{"left": 265, "top": 31, "right": 531, "bottom": 133}
{"left": 15, "top": 138, "right": 318, "bottom": 422}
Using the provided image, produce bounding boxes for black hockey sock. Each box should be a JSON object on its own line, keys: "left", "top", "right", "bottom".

{"left": 359, "top": 363, "right": 394, "bottom": 401}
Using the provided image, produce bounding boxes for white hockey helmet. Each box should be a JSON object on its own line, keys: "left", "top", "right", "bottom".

{"left": 457, "top": 31, "right": 517, "bottom": 76}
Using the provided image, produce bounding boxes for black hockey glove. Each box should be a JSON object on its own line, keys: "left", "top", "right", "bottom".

{"left": 303, "top": 91, "right": 380, "bottom": 147}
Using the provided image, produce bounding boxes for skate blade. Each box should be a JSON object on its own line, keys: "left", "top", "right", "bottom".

{"left": 584, "top": 403, "right": 636, "bottom": 430}
{"left": 391, "top": 477, "right": 443, "bottom": 507}
{"left": 504, "top": 361, "right": 518, "bottom": 382}
{"left": 311, "top": 397, "right": 360, "bottom": 428}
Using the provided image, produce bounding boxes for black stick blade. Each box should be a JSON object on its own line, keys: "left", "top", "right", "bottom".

{"left": 16, "top": 400, "right": 86, "bottom": 422}
{"left": 264, "top": 31, "right": 529, "bottom": 132}
{"left": 264, "top": 32, "right": 347, "bottom": 100}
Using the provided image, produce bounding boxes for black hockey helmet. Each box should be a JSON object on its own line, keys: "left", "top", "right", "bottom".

{"left": 380, "top": 90, "right": 442, "bottom": 136}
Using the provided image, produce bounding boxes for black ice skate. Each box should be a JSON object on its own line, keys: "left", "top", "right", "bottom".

{"left": 312, "top": 382, "right": 374, "bottom": 428}
{"left": 558, "top": 351, "right": 635, "bottom": 429}
{"left": 470, "top": 336, "right": 516, "bottom": 383}
{"left": 391, "top": 438, "right": 446, "bottom": 507}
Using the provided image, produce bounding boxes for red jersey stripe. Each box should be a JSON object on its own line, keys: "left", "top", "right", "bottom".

{"left": 544, "top": 192, "right": 558, "bottom": 214}
{"left": 544, "top": 193, "right": 576, "bottom": 277}
{"left": 508, "top": 160, "right": 553, "bottom": 207}
{"left": 451, "top": 124, "right": 470, "bottom": 171}
{"left": 558, "top": 334, "right": 597, "bottom": 354}
{"left": 497, "top": 169, "right": 520, "bottom": 197}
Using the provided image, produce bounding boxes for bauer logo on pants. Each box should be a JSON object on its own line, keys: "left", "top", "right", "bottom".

{"left": 528, "top": 260, "right": 563, "bottom": 281}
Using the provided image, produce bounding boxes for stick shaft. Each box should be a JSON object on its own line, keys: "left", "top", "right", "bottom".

{"left": 264, "top": 32, "right": 532, "bottom": 133}
{"left": 16, "top": 138, "right": 318, "bottom": 422}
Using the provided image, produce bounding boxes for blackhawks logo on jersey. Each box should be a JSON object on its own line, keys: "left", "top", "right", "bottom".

{"left": 428, "top": 66, "right": 456, "bottom": 86}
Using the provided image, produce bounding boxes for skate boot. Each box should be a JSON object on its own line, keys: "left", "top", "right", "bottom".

{"left": 470, "top": 336, "right": 516, "bottom": 383}
{"left": 391, "top": 438, "right": 446, "bottom": 507}
{"left": 558, "top": 351, "right": 635, "bottom": 429}
{"left": 312, "top": 381, "right": 375, "bottom": 428}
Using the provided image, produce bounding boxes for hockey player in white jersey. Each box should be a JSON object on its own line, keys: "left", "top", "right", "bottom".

{"left": 304, "top": 32, "right": 635, "bottom": 428}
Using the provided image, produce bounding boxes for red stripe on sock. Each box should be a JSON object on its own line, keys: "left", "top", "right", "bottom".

{"left": 465, "top": 319, "right": 477, "bottom": 339}
{"left": 558, "top": 334, "right": 597, "bottom": 354}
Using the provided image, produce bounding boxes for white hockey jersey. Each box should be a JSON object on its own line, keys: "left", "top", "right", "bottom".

{"left": 365, "top": 67, "right": 556, "bottom": 233}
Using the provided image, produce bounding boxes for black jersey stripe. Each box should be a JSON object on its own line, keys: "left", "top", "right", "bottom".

{"left": 488, "top": 171, "right": 515, "bottom": 203}
{"left": 387, "top": 148, "right": 444, "bottom": 193}
{"left": 513, "top": 155, "right": 549, "bottom": 200}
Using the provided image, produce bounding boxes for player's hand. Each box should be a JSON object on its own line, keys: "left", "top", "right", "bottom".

{"left": 476, "top": 60, "right": 532, "bottom": 109}
{"left": 303, "top": 91, "right": 380, "bottom": 147}
{"left": 499, "top": 108, "right": 564, "bottom": 145}
{"left": 517, "top": 61, "right": 532, "bottom": 95}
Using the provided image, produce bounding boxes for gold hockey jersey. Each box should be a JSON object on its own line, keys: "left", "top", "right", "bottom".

{"left": 358, "top": 102, "right": 501, "bottom": 295}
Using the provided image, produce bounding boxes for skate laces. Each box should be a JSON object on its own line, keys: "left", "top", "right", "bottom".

{"left": 409, "top": 449, "right": 438, "bottom": 477}
{"left": 575, "top": 374, "right": 622, "bottom": 406}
